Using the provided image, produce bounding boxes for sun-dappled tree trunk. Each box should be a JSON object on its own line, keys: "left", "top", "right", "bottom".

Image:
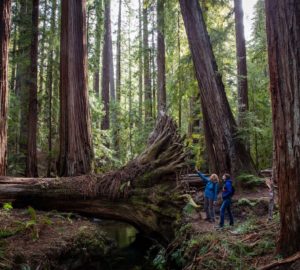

{"left": 157, "top": 0, "right": 166, "bottom": 113}
{"left": 0, "top": 0, "right": 11, "bottom": 175}
{"left": 143, "top": 1, "right": 152, "bottom": 121}
{"left": 234, "top": 0, "right": 249, "bottom": 151}
{"left": 101, "top": 0, "right": 111, "bottom": 130}
{"left": 265, "top": 0, "right": 300, "bottom": 257}
{"left": 26, "top": 0, "right": 39, "bottom": 177}
{"left": 179, "top": 0, "right": 256, "bottom": 177}
{"left": 58, "top": 0, "right": 93, "bottom": 176}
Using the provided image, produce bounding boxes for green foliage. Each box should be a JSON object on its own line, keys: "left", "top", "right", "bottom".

{"left": 153, "top": 248, "right": 166, "bottom": 270}
{"left": 236, "top": 173, "right": 264, "bottom": 187}
{"left": 2, "top": 203, "right": 13, "bottom": 212}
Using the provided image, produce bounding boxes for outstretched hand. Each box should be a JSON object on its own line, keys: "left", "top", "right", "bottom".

{"left": 195, "top": 166, "right": 199, "bottom": 172}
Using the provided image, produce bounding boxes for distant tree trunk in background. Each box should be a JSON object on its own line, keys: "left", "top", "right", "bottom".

{"left": 58, "top": 0, "right": 93, "bottom": 176}
{"left": 93, "top": 0, "right": 103, "bottom": 97}
{"left": 38, "top": 0, "right": 47, "bottom": 96}
{"left": 116, "top": 0, "right": 121, "bottom": 103}
{"left": 179, "top": 0, "right": 256, "bottom": 177}
{"left": 265, "top": 0, "right": 300, "bottom": 257}
{"left": 138, "top": 0, "right": 143, "bottom": 124}
{"left": 101, "top": 0, "right": 110, "bottom": 130}
{"left": 177, "top": 11, "right": 182, "bottom": 129}
{"left": 26, "top": 0, "right": 39, "bottom": 177}
{"left": 151, "top": 10, "right": 156, "bottom": 119}
{"left": 46, "top": 0, "right": 57, "bottom": 177}
{"left": 157, "top": 0, "right": 166, "bottom": 113}
{"left": 18, "top": 0, "right": 31, "bottom": 172}
{"left": 143, "top": 1, "right": 152, "bottom": 120}
{"left": 10, "top": 11, "right": 17, "bottom": 94}
{"left": 234, "top": 0, "right": 249, "bottom": 150}
{"left": 0, "top": 0, "right": 11, "bottom": 175}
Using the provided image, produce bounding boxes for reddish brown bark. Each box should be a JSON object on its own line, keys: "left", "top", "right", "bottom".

{"left": 101, "top": 0, "right": 111, "bottom": 130}
{"left": 265, "top": 0, "right": 300, "bottom": 257}
{"left": 26, "top": 0, "right": 39, "bottom": 177}
{"left": 58, "top": 0, "right": 93, "bottom": 176}
{"left": 0, "top": 0, "right": 11, "bottom": 176}
{"left": 157, "top": 0, "right": 166, "bottom": 113}
{"left": 179, "top": 0, "right": 255, "bottom": 177}
{"left": 234, "top": 0, "right": 249, "bottom": 149}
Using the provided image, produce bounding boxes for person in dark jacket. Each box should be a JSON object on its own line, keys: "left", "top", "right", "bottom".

{"left": 217, "top": 173, "right": 234, "bottom": 229}
{"left": 195, "top": 168, "right": 219, "bottom": 222}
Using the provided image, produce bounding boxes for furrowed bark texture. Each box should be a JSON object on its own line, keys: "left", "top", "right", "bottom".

{"left": 0, "top": 115, "right": 188, "bottom": 243}
{"left": 58, "top": 0, "right": 93, "bottom": 176}
{"left": 265, "top": 0, "right": 300, "bottom": 257}
{"left": 179, "top": 0, "right": 256, "bottom": 177}
{"left": 0, "top": 0, "right": 11, "bottom": 176}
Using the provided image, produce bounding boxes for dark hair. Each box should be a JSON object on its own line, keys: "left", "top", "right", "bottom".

{"left": 223, "top": 173, "right": 231, "bottom": 180}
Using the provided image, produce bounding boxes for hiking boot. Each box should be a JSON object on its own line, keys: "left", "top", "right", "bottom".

{"left": 215, "top": 225, "right": 224, "bottom": 230}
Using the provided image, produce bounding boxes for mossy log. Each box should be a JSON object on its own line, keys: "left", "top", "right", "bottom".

{"left": 0, "top": 115, "right": 188, "bottom": 243}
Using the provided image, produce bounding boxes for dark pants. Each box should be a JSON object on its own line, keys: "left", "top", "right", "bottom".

{"left": 204, "top": 197, "right": 215, "bottom": 221}
{"left": 220, "top": 198, "right": 234, "bottom": 227}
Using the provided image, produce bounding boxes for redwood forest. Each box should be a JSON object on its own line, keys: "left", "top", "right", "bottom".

{"left": 0, "top": 0, "right": 299, "bottom": 269}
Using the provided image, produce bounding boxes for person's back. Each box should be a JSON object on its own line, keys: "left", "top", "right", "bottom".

{"left": 217, "top": 173, "right": 234, "bottom": 229}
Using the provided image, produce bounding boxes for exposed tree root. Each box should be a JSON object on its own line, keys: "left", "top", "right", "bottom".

{"left": 259, "top": 252, "right": 300, "bottom": 270}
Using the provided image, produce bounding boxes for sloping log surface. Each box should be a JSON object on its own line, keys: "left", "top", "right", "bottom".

{"left": 0, "top": 115, "right": 188, "bottom": 243}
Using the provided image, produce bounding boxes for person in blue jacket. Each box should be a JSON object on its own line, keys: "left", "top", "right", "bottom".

{"left": 195, "top": 168, "right": 219, "bottom": 222}
{"left": 217, "top": 173, "right": 234, "bottom": 229}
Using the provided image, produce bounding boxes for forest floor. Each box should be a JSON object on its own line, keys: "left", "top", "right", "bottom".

{"left": 162, "top": 186, "right": 299, "bottom": 270}
{"left": 0, "top": 208, "right": 114, "bottom": 269}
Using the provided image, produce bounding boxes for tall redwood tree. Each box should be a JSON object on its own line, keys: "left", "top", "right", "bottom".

{"left": 234, "top": 0, "right": 249, "bottom": 144}
{"left": 26, "top": 0, "right": 39, "bottom": 177}
{"left": 58, "top": 0, "right": 93, "bottom": 176}
{"left": 265, "top": 0, "right": 300, "bottom": 257}
{"left": 179, "top": 0, "right": 255, "bottom": 176}
{"left": 0, "top": 0, "right": 11, "bottom": 176}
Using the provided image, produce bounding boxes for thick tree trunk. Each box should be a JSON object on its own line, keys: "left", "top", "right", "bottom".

{"left": 0, "top": 0, "right": 11, "bottom": 175}
{"left": 143, "top": 1, "right": 152, "bottom": 120}
{"left": 265, "top": 0, "right": 300, "bottom": 257}
{"left": 179, "top": 0, "right": 256, "bottom": 177}
{"left": 26, "top": 0, "right": 39, "bottom": 177}
{"left": 101, "top": 0, "right": 111, "bottom": 130}
{"left": 58, "top": 0, "right": 93, "bottom": 176}
{"left": 157, "top": 0, "right": 166, "bottom": 113}
{"left": 234, "top": 0, "right": 249, "bottom": 150}
{"left": 0, "top": 115, "right": 187, "bottom": 243}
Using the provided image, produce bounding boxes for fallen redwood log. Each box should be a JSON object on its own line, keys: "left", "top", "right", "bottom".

{"left": 0, "top": 115, "right": 188, "bottom": 244}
